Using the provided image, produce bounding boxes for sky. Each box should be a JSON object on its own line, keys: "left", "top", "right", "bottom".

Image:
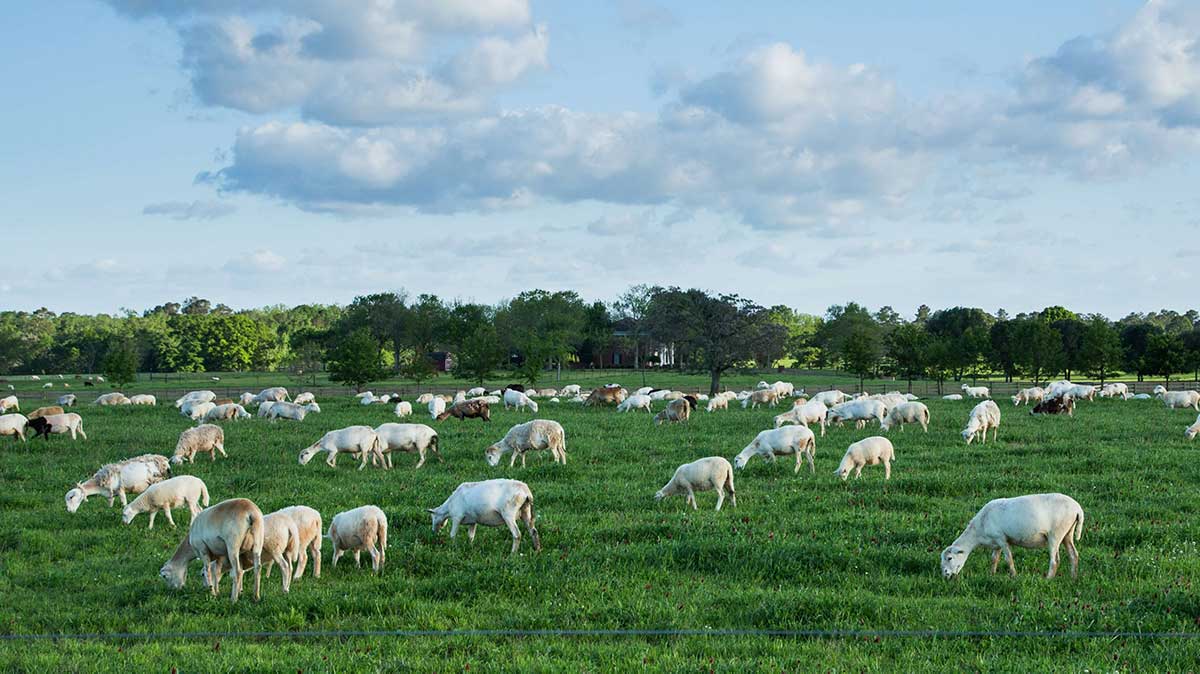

{"left": 3, "top": 0, "right": 1200, "bottom": 319}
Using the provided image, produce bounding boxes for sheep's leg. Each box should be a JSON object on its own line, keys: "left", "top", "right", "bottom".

{"left": 520, "top": 453, "right": 527, "bottom": 468}
{"left": 294, "top": 544, "right": 308, "bottom": 579}
{"left": 992, "top": 426, "right": 999, "bottom": 442}
{"left": 312, "top": 540, "right": 322, "bottom": 578}
{"left": 1046, "top": 537, "right": 1062, "bottom": 579}
{"left": 163, "top": 507, "right": 176, "bottom": 528}
{"left": 509, "top": 451, "right": 518, "bottom": 467}
{"left": 1002, "top": 544, "right": 1016, "bottom": 577}
{"left": 368, "top": 542, "right": 381, "bottom": 573}
{"left": 353, "top": 550, "right": 361, "bottom": 568}
{"left": 331, "top": 547, "right": 343, "bottom": 568}
{"left": 990, "top": 548, "right": 1002, "bottom": 574}
{"left": 1063, "top": 533, "right": 1079, "bottom": 579}
{"left": 274, "top": 551, "right": 291, "bottom": 592}
{"left": 504, "top": 515, "right": 522, "bottom": 554}
{"left": 794, "top": 451, "right": 802, "bottom": 474}
{"left": 806, "top": 448, "right": 815, "bottom": 474}
{"left": 217, "top": 443, "right": 227, "bottom": 458}
{"left": 118, "top": 489, "right": 128, "bottom": 508}
{"left": 147, "top": 511, "right": 157, "bottom": 530}
{"left": 415, "top": 450, "right": 426, "bottom": 470}
{"left": 386, "top": 453, "right": 393, "bottom": 469}
{"left": 449, "top": 519, "right": 461, "bottom": 540}
{"left": 467, "top": 524, "right": 477, "bottom": 544}
{"left": 883, "top": 459, "right": 891, "bottom": 480}
{"left": 715, "top": 485, "right": 726, "bottom": 511}
{"left": 228, "top": 552, "right": 242, "bottom": 603}
{"left": 686, "top": 486, "right": 697, "bottom": 510}
{"left": 854, "top": 464, "right": 863, "bottom": 479}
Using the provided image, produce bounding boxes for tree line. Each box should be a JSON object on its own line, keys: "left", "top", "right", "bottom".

{"left": 1, "top": 291, "right": 1198, "bottom": 393}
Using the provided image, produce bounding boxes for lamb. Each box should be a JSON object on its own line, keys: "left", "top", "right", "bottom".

{"left": 826, "top": 399, "right": 887, "bottom": 429}
{"left": 940, "top": 493, "right": 1084, "bottom": 579}
{"left": 1031, "top": 396, "right": 1074, "bottom": 416}
{"left": 536, "top": 388, "right": 557, "bottom": 398}
{"left": 253, "top": 387, "right": 289, "bottom": 403}
{"left": 27, "top": 412, "right": 86, "bottom": 440}
{"left": 834, "top": 436, "right": 895, "bottom": 480}
{"left": 705, "top": 396, "right": 729, "bottom": 413}
{"left": 373, "top": 423, "right": 440, "bottom": 469}
{"left": 394, "top": 401, "right": 413, "bottom": 417}
{"left": 175, "top": 391, "right": 215, "bottom": 408}
{"left": 655, "top": 457, "right": 736, "bottom": 510}
{"left": 734, "top": 425, "right": 816, "bottom": 474}
{"left": 1155, "top": 387, "right": 1200, "bottom": 411}
{"left": 359, "top": 393, "right": 379, "bottom": 405}
{"left": 961, "top": 384, "right": 991, "bottom": 399}
{"left": 771, "top": 381, "right": 795, "bottom": 398}
{"left": 57, "top": 394, "right": 76, "bottom": 407}
{"left": 65, "top": 454, "right": 171, "bottom": 512}
{"left": 428, "top": 479, "right": 540, "bottom": 554}
{"left": 204, "top": 403, "right": 252, "bottom": 422}
{"left": 1185, "top": 414, "right": 1200, "bottom": 441}
{"left": 171, "top": 424, "right": 227, "bottom": 464}
{"left": 880, "top": 402, "right": 930, "bottom": 433}
{"left": 1131, "top": 393, "right": 1153, "bottom": 400}
{"left": 436, "top": 399, "right": 491, "bottom": 422}
{"left": 94, "top": 392, "right": 131, "bottom": 406}
{"left": 428, "top": 396, "right": 447, "bottom": 419}
{"left": 559, "top": 384, "right": 581, "bottom": 396}
{"left": 129, "top": 394, "right": 157, "bottom": 406}
{"left": 635, "top": 386, "right": 654, "bottom": 396}
{"left": 298, "top": 426, "right": 384, "bottom": 470}
{"left": 328, "top": 505, "right": 388, "bottom": 574}
{"left": 653, "top": 398, "right": 691, "bottom": 425}
{"left": 27, "top": 405, "right": 64, "bottom": 420}
{"left": 617, "top": 393, "right": 654, "bottom": 413}
{"left": 485, "top": 419, "right": 567, "bottom": 467}
{"left": 159, "top": 498, "right": 264, "bottom": 603}
{"left": 238, "top": 392, "right": 256, "bottom": 406}
{"left": 466, "top": 386, "right": 487, "bottom": 397}
{"left": 942, "top": 394, "right": 963, "bottom": 401}
{"left": 741, "top": 388, "right": 780, "bottom": 409}
{"left": 274, "top": 505, "right": 323, "bottom": 579}
{"left": 1011, "top": 387, "right": 1045, "bottom": 406}
{"left": 0, "top": 395, "right": 17, "bottom": 412}
{"left": 122, "top": 475, "right": 210, "bottom": 529}
{"left": 962, "top": 400, "right": 1001, "bottom": 444}
{"left": 774, "top": 400, "right": 829, "bottom": 436}
{"left": 502, "top": 388, "right": 539, "bottom": 413}
{"left": 1098, "top": 383, "right": 1130, "bottom": 399}
{"left": 0, "top": 413, "right": 28, "bottom": 442}
{"left": 201, "top": 510, "right": 300, "bottom": 594}
{"left": 584, "top": 386, "right": 627, "bottom": 406}
{"left": 264, "top": 401, "right": 319, "bottom": 422}
{"left": 293, "top": 392, "right": 316, "bottom": 405}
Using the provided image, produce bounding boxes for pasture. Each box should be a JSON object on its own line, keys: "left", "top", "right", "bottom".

{"left": 1, "top": 384, "right": 1198, "bottom": 670}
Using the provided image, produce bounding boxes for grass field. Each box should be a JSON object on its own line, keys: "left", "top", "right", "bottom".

{"left": 2, "top": 379, "right": 1199, "bottom": 671}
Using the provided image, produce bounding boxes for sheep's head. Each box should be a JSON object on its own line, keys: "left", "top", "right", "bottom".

{"left": 961, "top": 428, "right": 975, "bottom": 445}
{"left": 304, "top": 403, "right": 320, "bottom": 414}
{"left": 654, "top": 488, "right": 667, "bottom": 501}
{"left": 484, "top": 443, "right": 505, "bottom": 466}
{"left": 121, "top": 505, "right": 136, "bottom": 524}
{"left": 169, "top": 454, "right": 185, "bottom": 465}
{"left": 64, "top": 485, "right": 86, "bottom": 513}
{"left": 160, "top": 561, "right": 187, "bottom": 589}
{"left": 427, "top": 507, "right": 449, "bottom": 533}
{"left": 298, "top": 445, "right": 320, "bottom": 465}
{"left": 527, "top": 400, "right": 539, "bottom": 413}
{"left": 1186, "top": 425, "right": 1199, "bottom": 441}
{"left": 940, "top": 546, "right": 968, "bottom": 578}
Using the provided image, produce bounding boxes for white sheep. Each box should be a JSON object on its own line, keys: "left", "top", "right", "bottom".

{"left": 653, "top": 398, "right": 691, "bottom": 425}
{"left": 655, "top": 457, "right": 737, "bottom": 510}
{"left": 292, "top": 392, "right": 316, "bottom": 405}
{"left": 734, "top": 425, "right": 816, "bottom": 474}
{"left": 394, "top": 401, "right": 413, "bottom": 417}
{"left": 1011, "top": 387, "right": 1044, "bottom": 406}
{"left": 706, "top": 396, "right": 729, "bottom": 413}
{"left": 741, "top": 388, "right": 780, "bottom": 409}
{"left": 129, "top": 394, "right": 157, "bottom": 406}
{"left": 201, "top": 510, "right": 301, "bottom": 595}
{"left": 774, "top": 400, "right": 828, "bottom": 436}
{"left": 962, "top": 400, "right": 1001, "bottom": 445}
{"left": 171, "top": 424, "right": 227, "bottom": 464}
{"left": 1098, "top": 383, "right": 1130, "bottom": 399}
{"left": 175, "top": 391, "right": 215, "bottom": 408}
{"left": 238, "top": 392, "right": 256, "bottom": 406}
{"left": 771, "top": 381, "right": 795, "bottom": 398}
{"left": 428, "top": 479, "right": 540, "bottom": 554}
{"left": 328, "top": 505, "right": 388, "bottom": 573}
{"left": 536, "top": 388, "right": 557, "bottom": 398}
{"left": 502, "top": 388, "right": 539, "bottom": 413}
{"left": 298, "top": 426, "right": 384, "bottom": 470}
{"left": 65, "top": 454, "right": 170, "bottom": 511}
{"left": 1185, "top": 414, "right": 1200, "bottom": 441}
{"left": 942, "top": 393, "right": 963, "bottom": 401}
{"left": 617, "top": 394, "right": 653, "bottom": 413}
{"left": 253, "top": 387, "right": 289, "bottom": 403}
{"left": 94, "top": 392, "right": 131, "bottom": 406}
{"left": 428, "top": 397, "right": 447, "bottom": 419}
{"left": 373, "top": 422, "right": 440, "bottom": 469}
{"left": 159, "top": 498, "right": 264, "bottom": 603}
{"left": 1063, "top": 384, "right": 1098, "bottom": 401}
{"left": 826, "top": 399, "right": 886, "bottom": 429}
{"left": 940, "top": 493, "right": 1084, "bottom": 579}
{"left": 961, "top": 384, "right": 990, "bottom": 399}
{"left": 415, "top": 393, "right": 434, "bottom": 405}
{"left": 834, "top": 436, "right": 895, "bottom": 480}
{"left": 274, "top": 505, "right": 323, "bottom": 579}
{"left": 466, "top": 387, "right": 487, "bottom": 397}
{"left": 809, "top": 390, "right": 851, "bottom": 406}
{"left": 0, "top": 395, "right": 19, "bottom": 413}
{"left": 204, "top": 403, "right": 251, "bottom": 422}
{"left": 31, "top": 412, "right": 87, "bottom": 440}
{"left": 1043, "top": 380, "right": 1076, "bottom": 399}
{"left": 880, "top": 402, "right": 930, "bottom": 433}
{"left": 180, "top": 399, "right": 214, "bottom": 420}
{"left": 264, "top": 401, "right": 318, "bottom": 422}
{"left": 122, "top": 475, "right": 210, "bottom": 529}
{"left": 1131, "top": 393, "right": 1153, "bottom": 400}
{"left": 485, "top": 419, "right": 567, "bottom": 467}
{"left": 635, "top": 386, "right": 654, "bottom": 396}
{"left": 559, "top": 384, "right": 581, "bottom": 396}
{"left": 1, "top": 413, "right": 28, "bottom": 442}
{"left": 1155, "top": 387, "right": 1200, "bottom": 411}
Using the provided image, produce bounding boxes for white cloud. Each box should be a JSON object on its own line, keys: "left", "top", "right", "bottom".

{"left": 143, "top": 199, "right": 236, "bottom": 220}
{"left": 224, "top": 249, "right": 286, "bottom": 274}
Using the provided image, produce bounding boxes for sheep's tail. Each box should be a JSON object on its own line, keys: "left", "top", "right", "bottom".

{"left": 922, "top": 408, "right": 930, "bottom": 426}
{"left": 200, "top": 481, "right": 210, "bottom": 508}
{"left": 724, "top": 465, "right": 736, "bottom": 495}
{"left": 370, "top": 434, "right": 384, "bottom": 465}
{"left": 1073, "top": 509, "right": 1084, "bottom": 542}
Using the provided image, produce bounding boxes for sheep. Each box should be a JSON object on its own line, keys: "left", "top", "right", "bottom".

{"left": 42, "top": 382, "right": 53, "bottom": 389}
{"left": 653, "top": 397, "right": 691, "bottom": 425}
{"left": 485, "top": 419, "right": 566, "bottom": 467}
{"left": 274, "top": 505, "right": 323, "bottom": 579}
{"left": 57, "top": 394, "right": 76, "bottom": 407}
{"left": 1044, "top": 380, "right": 1076, "bottom": 399}
{"left": 741, "top": 388, "right": 780, "bottom": 409}
{"left": 175, "top": 391, "right": 215, "bottom": 408}
{"left": 536, "top": 388, "right": 558, "bottom": 398}
{"left": 94, "top": 392, "right": 131, "bottom": 406}
{"left": 1, "top": 413, "right": 29, "bottom": 442}
{"left": 502, "top": 388, "right": 539, "bottom": 413}
{"left": 961, "top": 384, "right": 990, "bottom": 399}
{"left": 415, "top": 393, "right": 434, "bottom": 405}
{"left": 1062, "top": 384, "right": 1098, "bottom": 401}
{"left": 634, "top": 386, "right": 654, "bottom": 396}
{"left": 559, "top": 384, "right": 581, "bottom": 396}
{"left": 1098, "top": 383, "right": 1130, "bottom": 399}
{"left": 962, "top": 400, "right": 1001, "bottom": 445}
{"left": 1185, "top": 414, "right": 1200, "bottom": 441}
{"left": 774, "top": 400, "right": 828, "bottom": 436}
{"left": 706, "top": 396, "right": 729, "bottom": 413}
{"left": 473, "top": 395, "right": 501, "bottom": 404}
{"left": 373, "top": 422, "right": 440, "bottom": 469}
{"left": 1012, "top": 387, "right": 1045, "bottom": 406}
{"left": 256, "top": 401, "right": 277, "bottom": 418}
{"left": 264, "top": 401, "right": 318, "bottom": 422}
{"left": 1155, "top": 387, "right": 1200, "bottom": 411}
{"left": 1131, "top": 393, "right": 1153, "bottom": 400}
{"left": 466, "top": 386, "right": 487, "bottom": 397}
{"left": 65, "top": 454, "right": 170, "bottom": 512}
{"left": 826, "top": 399, "right": 886, "bottom": 429}
{"left": 328, "top": 505, "right": 388, "bottom": 573}
{"left": 809, "top": 390, "right": 851, "bottom": 406}
{"left": 27, "top": 405, "right": 64, "bottom": 420}
{"left": 437, "top": 399, "right": 491, "bottom": 422}
{"left": 0, "top": 395, "right": 17, "bottom": 412}
{"left": 942, "top": 394, "right": 964, "bottom": 401}
{"left": 584, "top": 386, "right": 627, "bottom": 406}
{"left": 201, "top": 510, "right": 301, "bottom": 594}
{"left": 772, "top": 381, "right": 795, "bottom": 398}
{"left": 298, "top": 426, "right": 384, "bottom": 470}
{"left": 129, "top": 394, "right": 157, "bottom": 406}
{"left": 204, "top": 403, "right": 251, "bottom": 422}
{"left": 423, "top": 396, "right": 445, "bottom": 419}
{"left": 428, "top": 479, "right": 540, "bottom": 554}
{"left": 293, "top": 392, "right": 316, "bottom": 405}
{"left": 304, "top": 402, "right": 322, "bottom": 414}
{"left": 29, "top": 375, "right": 39, "bottom": 381}
{"left": 122, "top": 475, "right": 210, "bottom": 529}
{"left": 27, "top": 412, "right": 87, "bottom": 440}
{"left": 880, "top": 402, "right": 930, "bottom": 433}
{"left": 655, "top": 457, "right": 736, "bottom": 510}
{"left": 1031, "top": 396, "right": 1074, "bottom": 416}
{"left": 180, "top": 398, "right": 214, "bottom": 420}
{"left": 159, "top": 498, "right": 264, "bottom": 603}
{"left": 940, "top": 493, "right": 1085, "bottom": 579}
{"left": 734, "top": 425, "right": 816, "bottom": 474}
{"left": 835, "top": 436, "right": 895, "bottom": 480}
{"left": 617, "top": 393, "right": 654, "bottom": 413}
{"left": 171, "top": 424, "right": 227, "bottom": 464}
{"left": 647, "top": 389, "right": 673, "bottom": 401}
{"left": 253, "top": 387, "right": 289, "bottom": 403}
{"left": 238, "top": 392, "right": 255, "bottom": 406}
{"left": 359, "top": 393, "right": 379, "bottom": 406}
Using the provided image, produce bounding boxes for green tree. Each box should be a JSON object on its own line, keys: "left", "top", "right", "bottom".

{"left": 813, "top": 303, "right": 882, "bottom": 376}
{"left": 1120, "top": 322, "right": 1161, "bottom": 382}
{"left": 612, "top": 284, "right": 655, "bottom": 369}
{"left": 496, "top": 290, "right": 587, "bottom": 383}
{"left": 989, "top": 319, "right": 1019, "bottom": 382}
{"left": 888, "top": 322, "right": 929, "bottom": 391}
{"left": 1079, "top": 316, "right": 1122, "bottom": 382}
{"left": 101, "top": 336, "right": 139, "bottom": 387}
{"left": 1052, "top": 318, "right": 1086, "bottom": 380}
{"left": 1146, "top": 332, "right": 1186, "bottom": 384}
{"left": 1014, "top": 319, "right": 1062, "bottom": 384}
{"left": 925, "top": 307, "right": 994, "bottom": 381}
{"left": 328, "top": 329, "right": 385, "bottom": 392}
{"left": 453, "top": 324, "right": 503, "bottom": 385}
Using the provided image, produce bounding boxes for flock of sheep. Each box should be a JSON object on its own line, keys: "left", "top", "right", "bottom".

{"left": 2, "top": 374, "right": 1198, "bottom": 603}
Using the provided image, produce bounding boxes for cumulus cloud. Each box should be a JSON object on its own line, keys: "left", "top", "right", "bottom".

{"left": 143, "top": 199, "right": 236, "bottom": 220}
{"left": 224, "top": 249, "right": 286, "bottom": 274}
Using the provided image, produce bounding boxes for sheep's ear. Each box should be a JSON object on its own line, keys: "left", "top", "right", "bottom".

{"left": 426, "top": 508, "right": 437, "bottom": 514}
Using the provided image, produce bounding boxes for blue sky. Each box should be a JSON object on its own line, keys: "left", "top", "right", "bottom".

{"left": 3, "top": 0, "right": 1198, "bottom": 317}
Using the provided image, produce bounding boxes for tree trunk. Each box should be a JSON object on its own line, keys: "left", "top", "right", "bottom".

{"left": 709, "top": 369, "right": 721, "bottom": 397}
{"left": 633, "top": 339, "right": 639, "bottom": 370}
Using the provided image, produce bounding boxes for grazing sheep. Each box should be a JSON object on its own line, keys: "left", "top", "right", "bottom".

{"left": 264, "top": 401, "right": 319, "bottom": 422}
{"left": 0, "top": 413, "right": 29, "bottom": 442}
{"left": 940, "top": 493, "right": 1084, "bottom": 579}
{"left": 159, "top": 498, "right": 264, "bottom": 603}
{"left": 1031, "top": 396, "right": 1074, "bottom": 417}
{"left": 1131, "top": 393, "right": 1153, "bottom": 400}
{"left": 961, "top": 384, "right": 991, "bottom": 399}
{"left": 204, "top": 403, "right": 252, "bottom": 422}
{"left": 826, "top": 399, "right": 887, "bottom": 429}
{"left": 774, "top": 400, "right": 828, "bottom": 436}
{"left": 394, "top": 401, "right": 413, "bottom": 417}
{"left": 1098, "top": 383, "right": 1130, "bottom": 399}
{"left": 293, "top": 392, "right": 316, "bottom": 405}
{"left": 502, "top": 389, "right": 539, "bottom": 413}
{"left": 274, "top": 505, "right": 323, "bottom": 579}
{"left": 962, "top": 400, "right": 1001, "bottom": 444}
{"left": 298, "top": 426, "right": 384, "bottom": 470}
{"left": 328, "top": 505, "right": 388, "bottom": 574}
{"left": 171, "top": 424, "right": 227, "bottom": 465}
{"left": 1044, "top": 381, "right": 1076, "bottom": 399}
{"left": 880, "top": 402, "right": 930, "bottom": 433}
{"left": 1012, "top": 387, "right": 1045, "bottom": 406}
{"left": 202, "top": 511, "right": 301, "bottom": 594}
{"left": 27, "top": 405, "right": 64, "bottom": 420}
{"left": 428, "top": 397, "right": 447, "bottom": 419}
{"left": 212, "top": 398, "right": 234, "bottom": 406}
{"left": 1185, "top": 414, "right": 1200, "bottom": 441}
{"left": 771, "top": 381, "right": 795, "bottom": 398}
{"left": 129, "top": 394, "right": 157, "bottom": 406}
{"left": 734, "top": 425, "right": 816, "bottom": 474}
{"left": 1062, "top": 384, "right": 1098, "bottom": 401}
{"left": 485, "top": 419, "right": 567, "bottom": 467}
{"left": 27, "top": 412, "right": 86, "bottom": 440}
{"left": 655, "top": 457, "right": 736, "bottom": 510}
{"left": 415, "top": 393, "right": 435, "bottom": 405}
{"left": 871, "top": 392, "right": 910, "bottom": 411}
{"left": 175, "top": 391, "right": 216, "bottom": 408}
{"left": 810, "top": 390, "right": 851, "bottom": 406}
{"left": 466, "top": 387, "right": 487, "bottom": 397}
{"left": 617, "top": 394, "right": 654, "bottom": 413}
{"left": 122, "top": 475, "right": 210, "bottom": 529}
{"left": 65, "top": 454, "right": 170, "bottom": 512}
{"left": 437, "top": 399, "right": 491, "bottom": 422}
{"left": 834, "top": 436, "right": 895, "bottom": 480}
{"left": 373, "top": 422, "right": 440, "bottom": 469}
{"left": 428, "top": 479, "right": 540, "bottom": 554}
{"left": 0, "top": 395, "right": 17, "bottom": 412}
{"left": 94, "top": 392, "right": 131, "bottom": 406}
{"left": 653, "top": 398, "right": 691, "bottom": 425}
{"left": 942, "top": 394, "right": 964, "bottom": 401}
{"left": 741, "top": 388, "right": 780, "bottom": 409}
{"left": 183, "top": 401, "right": 216, "bottom": 422}
{"left": 1156, "top": 388, "right": 1200, "bottom": 411}
{"left": 253, "top": 387, "right": 289, "bottom": 403}
{"left": 706, "top": 396, "right": 729, "bottom": 413}
{"left": 559, "top": 384, "right": 581, "bottom": 396}
{"left": 257, "top": 401, "right": 276, "bottom": 417}
{"left": 535, "top": 388, "right": 557, "bottom": 398}
{"left": 584, "top": 386, "right": 627, "bottom": 406}
{"left": 238, "top": 392, "right": 256, "bottom": 406}
{"left": 42, "top": 382, "right": 53, "bottom": 389}
{"left": 29, "top": 375, "right": 39, "bottom": 381}
{"left": 57, "top": 394, "right": 76, "bottom": 407}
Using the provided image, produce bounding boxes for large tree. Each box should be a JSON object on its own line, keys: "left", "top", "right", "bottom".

{"left": 496, "top": 290, "right": 587, "bottom": 383}
{"left": 612, "top": 284, "right": 655, "bottom": 369}
{"left": 1079, "top": 316, "right": 1122, "bottom": 382}
{"left": 1014, "top": 318, "right": 1062, "bottom": 384}
{"left": 1120, "top": 322, "right": 1162, "bottom": 382}
{"left": 101, "top": 335, "right": 139, "bottom": 387}
{"left": 328, "top": 329, "right": 385, "bottom": 392}
{"left": 888, "top": 322, "right": 929, "bottom": 391}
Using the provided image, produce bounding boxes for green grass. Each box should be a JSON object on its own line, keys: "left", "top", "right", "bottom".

{"left": 1, "top": 380, "right": 1199, "bottom": 671}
